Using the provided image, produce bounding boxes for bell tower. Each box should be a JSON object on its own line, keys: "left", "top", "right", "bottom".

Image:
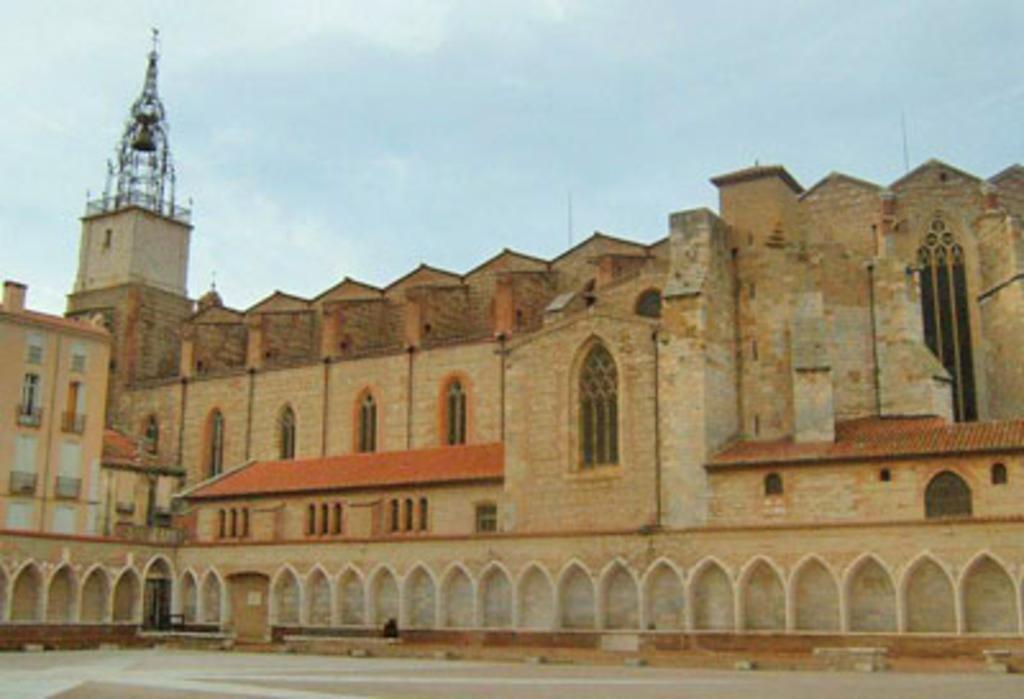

{"left": 67, "top": 31, "right": 194, "bottom": 429}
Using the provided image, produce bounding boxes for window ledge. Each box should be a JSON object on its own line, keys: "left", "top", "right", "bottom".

{"left": 565, "top": 464, "right": 624, "bottom": 482}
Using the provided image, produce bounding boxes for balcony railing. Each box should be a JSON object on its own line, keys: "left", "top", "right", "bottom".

{"left": 114, "top": 522, "right": 186, "bottom": 545}
{"left": 61, "top": 412, "right": 86, "bottom": 434}
{"left": 85, "top": 193, "right": 192, "bottom": 224}
{"left": 115, "top": 501, "right": 136, "bottom": 515}
{"left": 16, "top": 405, "right": 42, "bottom": 427}
{"left": 55, "top": 476, "right": 82, "bottom": 499}
{"left": 9, "top": 471, "right": 38, "bottom": 495}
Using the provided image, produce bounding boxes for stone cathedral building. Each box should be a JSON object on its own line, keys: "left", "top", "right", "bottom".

{"left": 3, "top": 44, "right": 1024, "bottom": 655}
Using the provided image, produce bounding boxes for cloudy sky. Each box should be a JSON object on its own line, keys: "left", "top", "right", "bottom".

{"left": 2, "top": 1, "right": 1021, "bottom": 314}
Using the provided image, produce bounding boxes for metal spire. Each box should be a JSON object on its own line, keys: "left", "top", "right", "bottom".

{"left": 89, "top": 30, "right": 189, "bottom": 223}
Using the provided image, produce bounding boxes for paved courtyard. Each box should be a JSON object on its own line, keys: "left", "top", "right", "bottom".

{"left": 0, "top": 650, "right": 1018, "bottom": 698}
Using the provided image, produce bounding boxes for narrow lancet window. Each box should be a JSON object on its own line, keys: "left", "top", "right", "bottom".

{"left": 918, "top": 220, "right": 977, "bottom": 421}
{"left": 579, "top": 343, "right": 619, "bottom": 468}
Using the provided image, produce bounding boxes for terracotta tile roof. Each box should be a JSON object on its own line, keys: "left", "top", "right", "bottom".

{"left": 103, "top": 429, "right": 140, "bottom": 466}
{"left": 0, "top": 308, "right": 109, "bottom": 339}
{"left": 186, "top": 443, "right": 504, "bottom": 500}
{"left": 103, "top": 429, "right": 177, "bottom": 471}
{"left": 708, "top": 417, "right": 1024, "bottom": 468}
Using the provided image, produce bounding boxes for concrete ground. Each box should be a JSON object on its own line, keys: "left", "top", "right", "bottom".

{"left": 0, "top": 649, "right": 1018, "bottom": 699}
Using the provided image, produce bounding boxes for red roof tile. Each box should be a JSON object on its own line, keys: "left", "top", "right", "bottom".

{"left": 0, "top": 308, "right": 110, "bottom": 339}
{"left": 103, "top": 429, "right": 141, "bottom": 466}
{"left": 186, "top": 443, "right": 504, "bottom": 499}
{"left": 708, "top": 417, "right": 1024, "bottom": 468}
{"left": 103, "top": 428, "right": 174, "bottom": 470}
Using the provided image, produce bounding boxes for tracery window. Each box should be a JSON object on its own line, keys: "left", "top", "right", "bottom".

{"left": 445, "top": 380, "right": 467, "bottom": 446}
{"left": 925, "top": 471, "right": 972, "bottom": 519}
{"left": 358, "top": 393, "right": 377, "bottom": 453}
{"left": 635, "top": 289, "right": 662, "bottom": 318}
{"left": 279, "top": 406, "right": 296, "bottom": 460}
{"left": 579, "top": 344, "right": 619, "bottom": 468}
{"left": 918, "top": 220, "right": 977, "bottom": 421}
{"left": 208, "top": 410, "right": 225, "bottom": 477}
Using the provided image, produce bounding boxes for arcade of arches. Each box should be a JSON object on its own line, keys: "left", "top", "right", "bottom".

{"left": 2, "top": 541, "right": 1023, "bottom": 642}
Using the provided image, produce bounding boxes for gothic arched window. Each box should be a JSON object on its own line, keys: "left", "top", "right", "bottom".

{"left": 279, "top": 406, "right": 296, "bottom": 460}
{"left": 208, "top": 410, "right": 225, "bottom": 478}
{"left": 918, "top": 220, "right": 977, "bottom": 421}
{"left": 445, "top": 380, "right": 467, "bottom": 446}
{"left": 358, "top": 393, "right": 377, "bottom": 453}
{"left": 579, "top": 343, "right": 619, "bottom": 468}
{"left": 925, "top": 470, "right": 972, "bottom": 519}
{"left": 635, "top": 289, "right": 662, "bottom": 318}
{"left": 144, "top": 415, "right": 159, "bottom": 454}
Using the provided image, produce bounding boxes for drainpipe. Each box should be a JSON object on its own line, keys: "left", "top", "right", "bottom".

{"left": 652, "top": 329, "right": 662, "bottom": 529}
{"left": 867, "top": 262, "right": 882, "bottom": 416}
{"left": 497, "top": 334, "right": 507, "bottom": 442}
{"left": 245, "top": 369, "right": 255, "bottom": 461}
{"left": 321, "top": 358, "right": 330, "bottom": 456}
{"left": 39, "top": 335, "right": 63, "bottom": 532}
{"left": 406, "top": 347, "right": 415, "bottom": 449}
{"left": 177, "top": 377, "right": 188, "bottom": 470}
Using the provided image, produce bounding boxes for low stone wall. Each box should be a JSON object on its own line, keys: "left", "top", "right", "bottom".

{"left": 0, "top": 623, "right": 147, "bottom": 651}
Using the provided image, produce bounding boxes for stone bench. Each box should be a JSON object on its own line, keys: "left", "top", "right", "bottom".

{"left": 982, "top": 649, "right": 1013, "bottom": 674}
{"left": 813, "top": 646, "right": 888, "bottom": 672}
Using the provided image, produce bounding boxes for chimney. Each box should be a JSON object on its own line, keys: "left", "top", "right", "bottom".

{"left": 3, "top": 280, "right": 26, "bottom": 313}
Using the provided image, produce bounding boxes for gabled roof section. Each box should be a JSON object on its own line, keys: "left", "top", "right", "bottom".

{"left": 889, "top": 158, "right": 981, "bottom": 190}
{"left": 708, "top": 416, "right": 1024, "bottom": 468}
{"left": 3, "top": 309, "right": 110, "bottom": 340}
{"left": 463, "top": 248, "right": 550, "bottom": 279}
{"left": 246, "top": 290, "right": 310, "bottom": 314}
{"left": 384, "top": 263, "right": 462, "bottom": 297}
{"left": 313, "top": 277, "right": 383, "bottom": 303}
{"left": 550, "top": 232, "right": 649, "bottom": 266}
{"left": 989, "top": 164, "right": 1024, "bottom": 184}
{"left": 710, "top": 165, "right": 804, "bottom": 194}
{"left": 190, "top": 305, "right": 244, "bottom": 324}
{"left": 185, "top": 443, "right": 504, "bottom": 500}
{"left": 800, "top": 171, "right": 882, "bottom": 200}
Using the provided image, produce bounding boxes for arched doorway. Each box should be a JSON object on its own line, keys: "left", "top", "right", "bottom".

{"left": 228, "top": 572, "right": 270, "bottom": 642}
{"left": 143, "top": 559, "right": 174, "bottom": 630}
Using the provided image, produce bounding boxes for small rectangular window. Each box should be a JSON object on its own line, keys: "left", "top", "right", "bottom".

{"left": 404, "top": 498, "right": 414, "bottom": 532}
{"left": 71, "top": 344, "right": 87, "bottom": 373}
{"left": 14, "top": 435, "right": 38, "bottom": 474}
{"left": 20, "top": 373, "right": 42, "bottom": 417}
{"left": 475, "top": 503, "right": 498, "bottom": 533}
{"left": 26, "top": 333, "right": 44, "bottom": 365}
{"left": 418, "top": 497, "right": 429, "bottom": 531}
{"left": 6, "top": 501, "right": 34, "bottom": 530}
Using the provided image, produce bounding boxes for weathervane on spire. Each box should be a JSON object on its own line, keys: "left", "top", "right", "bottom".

{"left": 89, "top": 29, "right": 189, "bottom": 223}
